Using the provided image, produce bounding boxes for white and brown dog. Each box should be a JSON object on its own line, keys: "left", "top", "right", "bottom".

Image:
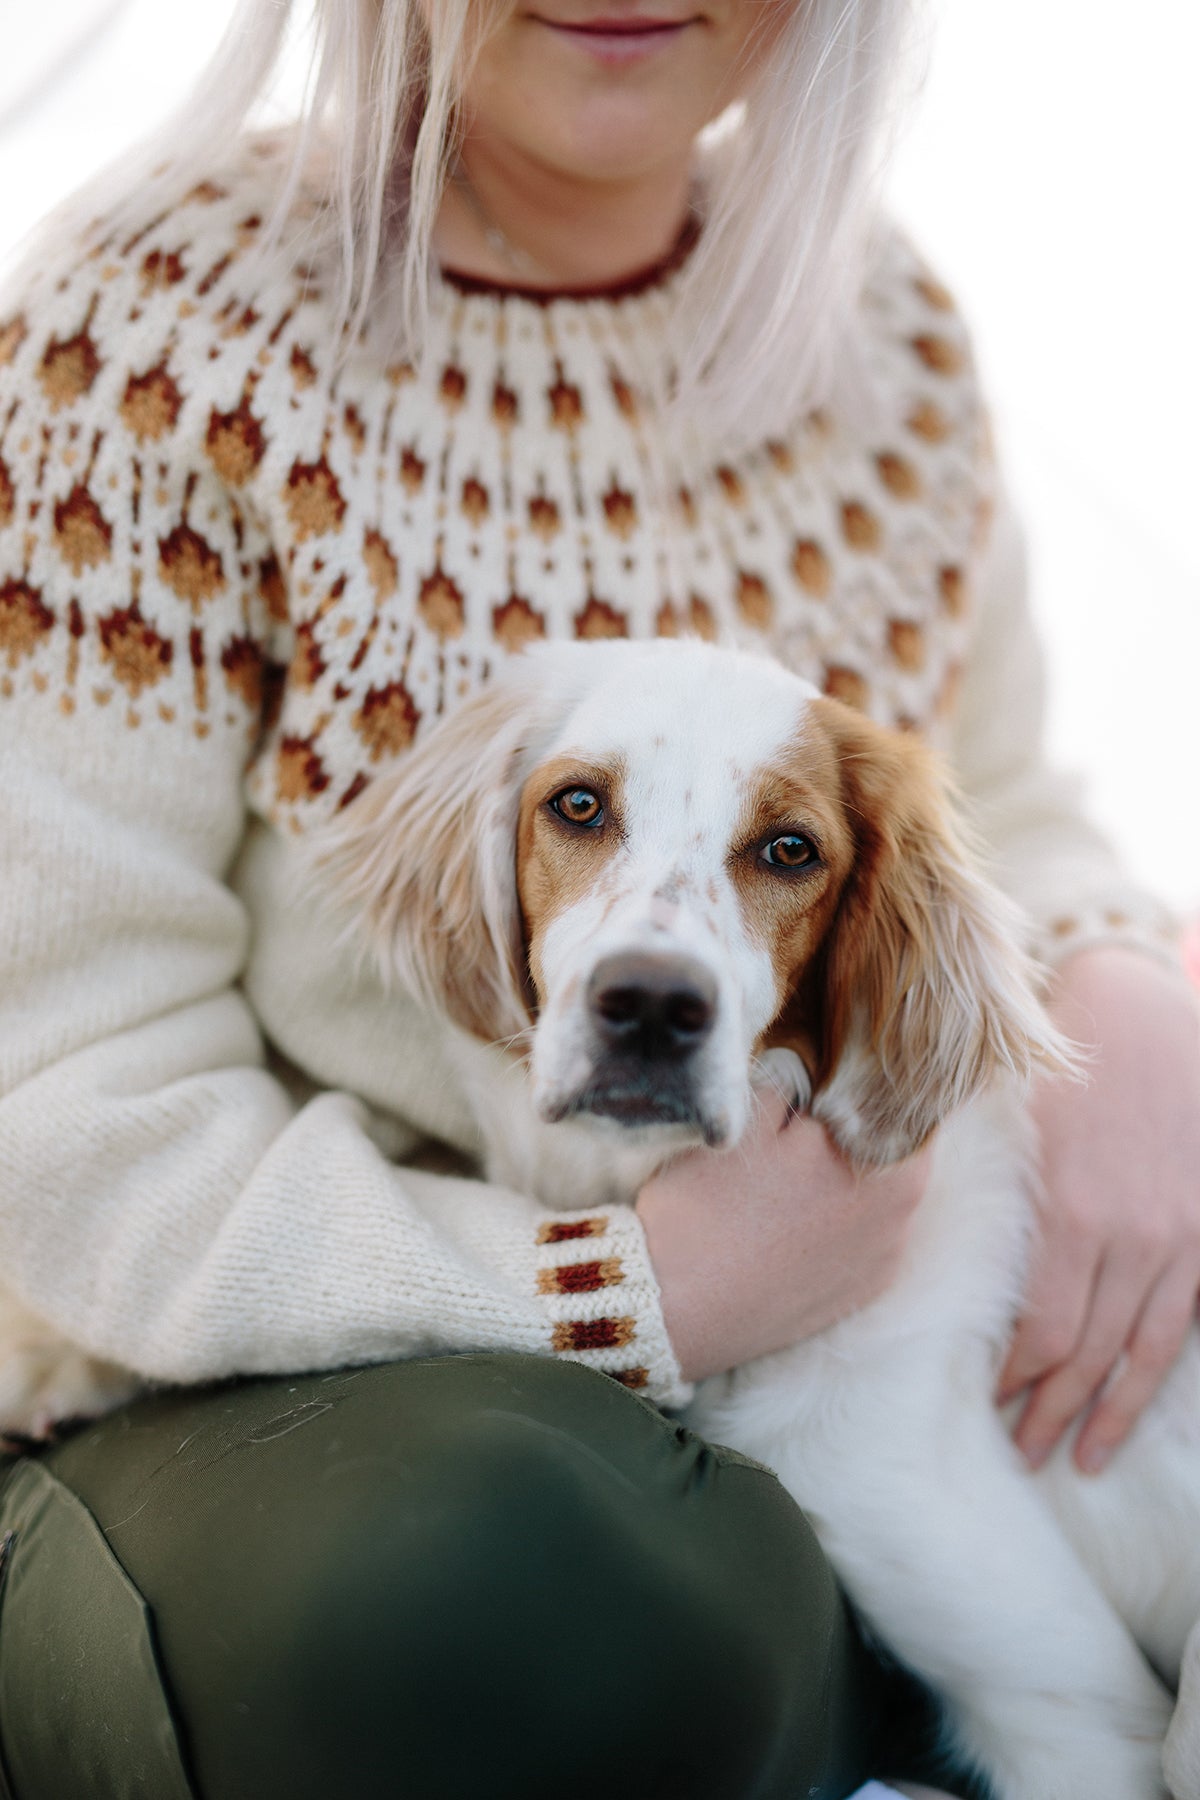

{"left": 320, "top": 637, "right": 1200, "bottom": 1800}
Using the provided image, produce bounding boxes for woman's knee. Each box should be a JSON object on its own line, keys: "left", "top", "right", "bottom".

{"left": 11, "top": 1356, "right": 867, "bottom": 1799}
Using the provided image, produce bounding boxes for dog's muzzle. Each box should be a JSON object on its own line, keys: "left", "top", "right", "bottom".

{"left": 589, "top": 951, "right": 717, "bottom": 1060}
{"left": 549, "top": 950, "right": 722, "bottom": 1138}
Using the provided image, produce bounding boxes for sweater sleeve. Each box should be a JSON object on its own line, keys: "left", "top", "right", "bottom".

{"left": 950, "top": 487, "right": 1179, "bottom": 972}
{"left": 0, "top": 234, "right": 688, "bottom": 1414}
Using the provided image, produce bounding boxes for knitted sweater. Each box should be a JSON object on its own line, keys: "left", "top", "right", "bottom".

{"left": 0, "top": 151, "right": 1175, "bottom": 1411}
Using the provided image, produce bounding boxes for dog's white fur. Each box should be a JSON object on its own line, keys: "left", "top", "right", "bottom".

{"left": 6, "top": 637, "right": 1199, "bottom": 1798}
{"left": 320, "top": 639, "right": 1200, "bottom": 1800}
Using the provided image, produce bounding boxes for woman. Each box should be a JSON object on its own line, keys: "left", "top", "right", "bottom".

{"left": 1, "top": 4, "right": 1198, "bottom": 1796}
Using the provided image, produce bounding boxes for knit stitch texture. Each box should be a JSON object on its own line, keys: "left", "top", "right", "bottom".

{"left": 0, "top": 144, "right": 1176, "bottom": 1412}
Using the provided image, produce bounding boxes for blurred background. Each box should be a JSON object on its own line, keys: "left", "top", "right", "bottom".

{"left": 2, "top": 0, "right": 1196, "bottom": 910}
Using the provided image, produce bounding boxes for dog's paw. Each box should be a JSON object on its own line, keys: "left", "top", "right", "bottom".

{"left": 751, "top": 1045, "right": 811, "bottom": 1114}
{"left": 0, "top": 1344, "right": 139, "bottom": 1442}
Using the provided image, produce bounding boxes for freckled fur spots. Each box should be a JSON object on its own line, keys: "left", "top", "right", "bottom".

{"left": 517, "top": 754, "right": 626, "bottom": 1004}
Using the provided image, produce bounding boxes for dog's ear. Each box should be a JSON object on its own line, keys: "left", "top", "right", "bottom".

{"left": 800, "top": 698, "right": 1074, "bottom": 1165}
{"left": 313, "top": 674, "right": 544, "bottom": 1045}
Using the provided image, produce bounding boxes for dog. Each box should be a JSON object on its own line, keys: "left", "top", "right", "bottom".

{"left": 317, "top": 636, "right": 1200, "bottom": 1800}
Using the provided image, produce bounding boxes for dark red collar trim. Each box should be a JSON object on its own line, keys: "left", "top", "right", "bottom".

{"left": 439, "top": 212, "right": 701, "bottom": 306}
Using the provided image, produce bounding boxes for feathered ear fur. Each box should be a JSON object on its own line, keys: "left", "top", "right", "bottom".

{"left": 313, "top": 673, "right": 548, "bottom": 1045}
{"left": 799, "top": 698, "right": 1076, "bottom": 1166}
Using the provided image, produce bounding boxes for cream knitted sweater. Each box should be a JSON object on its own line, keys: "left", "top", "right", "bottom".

{"left": 0, "top": 153, "right": 1175, "bottom": 1411}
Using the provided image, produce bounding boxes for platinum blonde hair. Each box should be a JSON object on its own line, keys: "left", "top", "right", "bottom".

{"left": 39, "top": 0, "right": 918, "bottom": 439}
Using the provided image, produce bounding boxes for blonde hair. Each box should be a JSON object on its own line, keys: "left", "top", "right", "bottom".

{"left": 37, "top": 0, "right": 918, "bottom": 439}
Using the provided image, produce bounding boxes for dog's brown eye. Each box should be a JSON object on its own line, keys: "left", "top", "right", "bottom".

{"left": 551, "top": 787, "right": 605, "bottom": 827}
{"left": 761, "top": 833, "right": 816, "bottom": 869}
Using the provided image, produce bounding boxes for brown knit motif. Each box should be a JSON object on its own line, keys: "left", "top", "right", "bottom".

{"left": 38, "top": 316, "right": 102, "bottom": 411}
{"left": 0, "top": 167, "right": 987, "bottom": 851}
{"left": 536, "top": 1259, "right": 624, "bottom": 1297}
{"left": 159, "top": 524, "right": 225, "bottom": 609}
{"left": 0, "top": 579, "right": 54, "bottom": 667}
{"left": 551, "top": 1317, "right": 636, "bottom": 1354}
{"left": 98, "top": 604, "right": 173, "bottom": 697}
{"left": 121, "top": 364, "right": 183, "bottom": 442}
{"left": 911, "top": 335, "right": 965, "bottom": 378}
{"left": 537, "top": 1218, "right": 609, "bottom": 1244}
{"left": 54, "top": 486, "right": 112, "bottom": 574}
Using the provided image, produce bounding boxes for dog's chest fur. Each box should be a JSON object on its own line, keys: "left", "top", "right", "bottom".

{"left": 450, "top": 1033, "right": 681, "bottom": 1209}
{"left": 453, "top": 1025, "right": 1034, "bottom": 1369}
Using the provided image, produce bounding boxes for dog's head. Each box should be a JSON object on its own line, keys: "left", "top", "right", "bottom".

{"left": 318, "top": 640, "right": 1065, "bottom": 1165}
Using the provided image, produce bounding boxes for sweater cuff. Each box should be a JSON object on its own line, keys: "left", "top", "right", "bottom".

{"left": 530, "top": 1204, "right": 694, "bottom": 1411}
{"left": 1031, "top": 895, "right": 1187, "bottom": 984}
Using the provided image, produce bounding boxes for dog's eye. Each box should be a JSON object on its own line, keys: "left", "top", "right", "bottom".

{"left": 761, "top": 833, "right": 817, "bottom": 870}
{"left": 551, "top": 787, "right": 605, "bottom": 828}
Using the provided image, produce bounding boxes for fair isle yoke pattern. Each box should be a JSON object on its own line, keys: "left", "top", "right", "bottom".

{"left": 0, "top": 151, "right": 988, "bottom": 845}
{"left": 0, "top": 149, "right": 1178, "bottom": 1417}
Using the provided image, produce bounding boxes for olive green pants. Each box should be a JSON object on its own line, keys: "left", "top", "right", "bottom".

{"left": 0, "top": 1355, "right": 956, "bottom": 1800}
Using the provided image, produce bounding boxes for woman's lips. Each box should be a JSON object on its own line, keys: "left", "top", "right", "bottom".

{"left": 534, "top": 15, "right": 697, "bottom": 66}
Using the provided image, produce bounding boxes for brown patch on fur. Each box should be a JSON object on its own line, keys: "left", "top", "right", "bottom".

{"left": 766, "top": 699, "right": 932, "bottom": 1078}
{"left": 727, "top": 725, "right": 852, "bottom": 1044}
{"left": 761, "top": 698, "right": 1047, "bottom": 1162}
{"left": 323, "top": 681, "right": 534, "bottom": 1042}
{"left": 517, "top": 754, "right": 626, "bottom": 1003}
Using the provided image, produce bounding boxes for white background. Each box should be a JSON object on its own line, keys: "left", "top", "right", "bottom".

{"left": 2, "top": 0, "right": 1197, "bottom": 909}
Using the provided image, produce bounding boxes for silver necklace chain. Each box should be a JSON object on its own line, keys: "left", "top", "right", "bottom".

{"left": 448, "top": 158, "right": 705, "bottom": 288}
{"left": 448, "top": 160, "right": 551, "bottom": 281}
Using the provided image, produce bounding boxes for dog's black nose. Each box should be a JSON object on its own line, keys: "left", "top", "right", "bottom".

{"left": 587, "top": 953, "right": 717, "bottom": 1061}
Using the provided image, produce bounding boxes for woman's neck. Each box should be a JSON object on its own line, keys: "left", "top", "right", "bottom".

{"left": 433, "top": 135, "right": 695, "bottom": 292}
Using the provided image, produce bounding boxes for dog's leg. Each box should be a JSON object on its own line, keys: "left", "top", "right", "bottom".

{"left": 1029, "top": 1337, "right": 1200, "bottom": 1800}
{"left": 1032, "top": 1335, "right": 1200, "bottom": 1690}
{"left": 1166, "top": 1619, "right": 1200, "bottom": 1800}
{"left": 697, "top": 1338, "right": 1172, "bottom": 1800}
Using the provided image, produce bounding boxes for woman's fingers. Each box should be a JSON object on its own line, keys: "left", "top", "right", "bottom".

{"left": 1074, "top": 1260, "right": 1200, "bottom": 1472}
{"left": 996, "top": 1213, "right": 1098, "bottom": 1405}
{"left": 1010, "top": 1244, "right": 1169, "bottom": 1467}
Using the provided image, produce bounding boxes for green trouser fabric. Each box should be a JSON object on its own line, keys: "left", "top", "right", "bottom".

{"left": 0, "top": 1354, "right": 957, "bottom": 1800}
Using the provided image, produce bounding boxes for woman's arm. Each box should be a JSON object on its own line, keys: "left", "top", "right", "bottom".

{"left": 952, "top": 492, "right": 1200, "bottom": 1468}
{"left": 637, "top": 1093, "right": 930, "bottom": 1383}
{"left": 999, "top": 946, "right": 1200, "bottom": 1472}
{"left": 0, "top": 201, "right": 688, "bottom": 1417}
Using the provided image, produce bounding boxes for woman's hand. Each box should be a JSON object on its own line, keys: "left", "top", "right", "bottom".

{"left": 636, "top": 1092, "right": 931, "bottom": 1383}
{"left": 998, "top": 946, "right": 1200, "bottom": 1473}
